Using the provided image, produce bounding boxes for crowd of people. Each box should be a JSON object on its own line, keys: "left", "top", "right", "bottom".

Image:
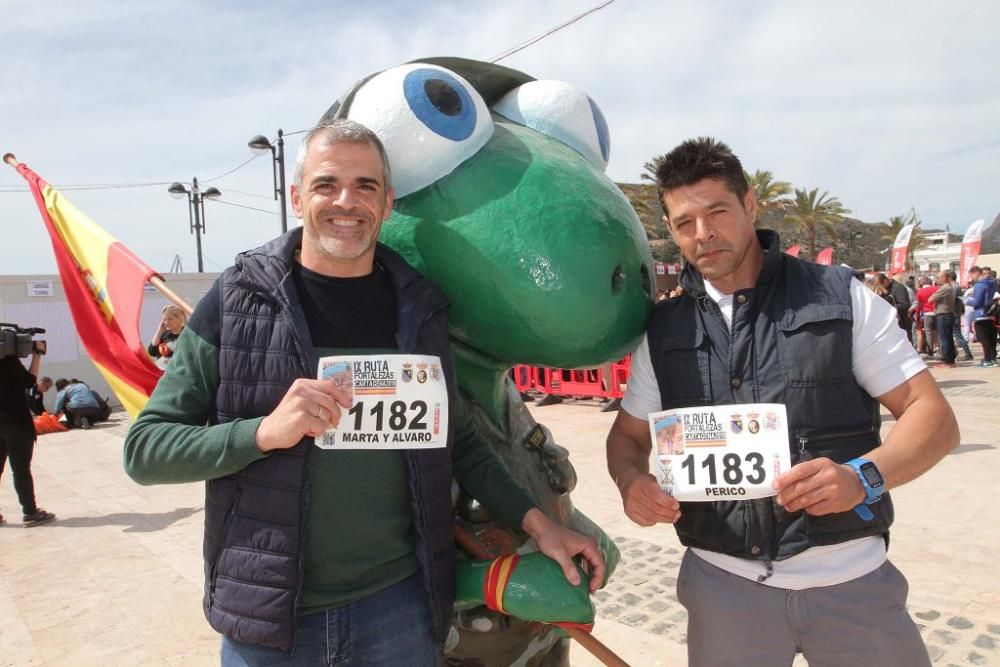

{"left": 866, "top": 266, "right": 999, "bottom": 368}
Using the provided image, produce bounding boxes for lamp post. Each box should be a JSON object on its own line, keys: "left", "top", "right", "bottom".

{"left": 248, "top": 129, "right": 288, "bottom": 234}
{"left": 167, "top": 177, "right": 221, "bottom": 273}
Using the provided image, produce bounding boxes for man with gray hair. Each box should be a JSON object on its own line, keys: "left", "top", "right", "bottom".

{"left": 125, "top": 119, "right": 603, "bottom": 664}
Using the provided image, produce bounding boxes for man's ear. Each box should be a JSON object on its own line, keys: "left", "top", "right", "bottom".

{"left": 744, "top": 189, "right": 758, "bottom": 225}
{"left": 290, "top": 183, "right": 303, "bottom": 218}
{"left": 383, "top": 187, "right": 396, "bottom": 220}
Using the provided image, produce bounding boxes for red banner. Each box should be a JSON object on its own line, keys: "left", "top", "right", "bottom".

{"left": 959, "top": 219, "right": 986, "bottom": 286}
{"left": 815, "top": 247, "right": 834, "bottom": 265}
{"left": 890, "top": 224, "right": 916, "bottom": 274}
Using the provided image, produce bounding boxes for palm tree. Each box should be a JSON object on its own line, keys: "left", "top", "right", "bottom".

{"left": 881, "top": 209, "right": 928, "bottom": 271}
{"left": 745, "top": 170, "right": 792, "bottom": 215}
{"left": 782, "top": 188, "right": 851, "bottom": 259}
{"left": 641, "top": 155, "right": 665, "bottom": 182}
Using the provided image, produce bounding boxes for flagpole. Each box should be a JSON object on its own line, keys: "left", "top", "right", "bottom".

{"left": 149, "top": 276, "right": 194, "bottom": 316}
{"left": 4, "top": 152, "right": 195, "bottom": 317}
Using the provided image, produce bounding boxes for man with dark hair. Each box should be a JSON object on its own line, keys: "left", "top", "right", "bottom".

{"left": 124, "top": 119, "right": 603, "bottom": 664}
{"left": 0, "top": 349, "right": 55, "bottom": 526}
{"left": 878, "top": 272, "right": 912, "bottom": 340}
{"left": 946, "top": 270, "right": 974, "bottom": 361}
{"left": 968, "top": 266, "right": 999, "bottom": 367}
{"left": 929, "top": 269, "right": 958, "bottom": 367}
{"left": 27, "top": 375, "right": 52, "bottom": 415}
{"left": 607, "top": 136, "right": 958, "bottom": 665}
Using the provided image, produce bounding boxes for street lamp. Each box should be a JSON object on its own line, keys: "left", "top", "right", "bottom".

{"left": 167, "top": 177, "right": 221, "bottom": 273}
{"left": 248, "top": 128, "right": 288, "bottom": 234}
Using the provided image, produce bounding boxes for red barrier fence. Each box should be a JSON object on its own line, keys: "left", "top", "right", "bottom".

{"left": 512, "top": 356, "right": 632, "bottom": 404}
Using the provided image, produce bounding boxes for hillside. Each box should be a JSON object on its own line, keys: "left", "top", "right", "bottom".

{"left": 617, "top": 182, "right": 892, "bottom": 269}
{"left": 981, "top": 211, "right": 1000, "bottom": 254}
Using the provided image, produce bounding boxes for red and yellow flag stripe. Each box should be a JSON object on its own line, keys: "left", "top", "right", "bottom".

{"left": 16, "top": 162, "right": 163, "bottom": 417}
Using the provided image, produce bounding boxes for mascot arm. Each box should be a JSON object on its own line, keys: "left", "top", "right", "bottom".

{"left": 455, "top": 552, "right": 595, "bottom": 630}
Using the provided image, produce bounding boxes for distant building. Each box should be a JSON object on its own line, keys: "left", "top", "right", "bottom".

{"left": 911, "top": 230, "right": 963, "bottom": 275}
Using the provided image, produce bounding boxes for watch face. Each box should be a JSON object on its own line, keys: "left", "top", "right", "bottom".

{"left": 860, "top": 462, "right": 884, "bottom": 488}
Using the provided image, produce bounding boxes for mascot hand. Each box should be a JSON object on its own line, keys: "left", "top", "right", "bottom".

{"left": 455, "top": 552, "right": 594, "bottom": 628}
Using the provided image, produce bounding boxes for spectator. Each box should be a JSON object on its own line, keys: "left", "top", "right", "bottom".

{"left": 867, "top": 277, "right": 891, "bottom": 303}
{"left": 27, "top": 375, "right": 52, "bottom": 416}
{"left": 53, "top": 378, "right": 101, "bottom": 429}
{"left": 879, "top": 272, "right": 912, "bottom": 340}
{"left": 0, "top": 346, "right": 56, "bottom": 526}
{"left": 148, "top": 305, "right": 188, "bottom": 366}
{"left": 912, "top": 276, "right": 938, "bottom": 356}
{"left": 928, "top": 270, "right": 957, "bottom": 367}
{"left": 946, "top": 270, "right": 974, "bottom": 361}
{"left": 968, "top": 266, "right": 999, "bottom": 367}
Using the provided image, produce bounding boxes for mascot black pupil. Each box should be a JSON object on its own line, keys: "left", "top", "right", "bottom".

{"left": 424, "top": 79, "right": 463, "bottom": 116}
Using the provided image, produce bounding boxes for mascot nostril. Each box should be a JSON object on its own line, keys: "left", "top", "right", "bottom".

{"left": 611, "top": 265, "right": 626, "bottom": 294}
{"left": 326, "top": 56, "right": 652, "bottom": 665}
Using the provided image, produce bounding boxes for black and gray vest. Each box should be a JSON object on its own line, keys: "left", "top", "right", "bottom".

{"left": 648, "top": 230, "right": 892, "bottom": 561}
{"left": 203, "top": 230, "right": 456, "bottom": 651}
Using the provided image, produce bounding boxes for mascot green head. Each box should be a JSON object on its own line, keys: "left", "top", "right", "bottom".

{"left": 321, "top": 57, "right": 652, "bottom": 370}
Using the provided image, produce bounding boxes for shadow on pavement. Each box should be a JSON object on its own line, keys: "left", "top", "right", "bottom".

{"left": 54, "top": 507, "right": 202, "bottom": 532}
{"left": 936, "top": 379, "right": 988, "bottom": 389}
{"left": 949, "top": 443, "right": 995, "bottom": 456}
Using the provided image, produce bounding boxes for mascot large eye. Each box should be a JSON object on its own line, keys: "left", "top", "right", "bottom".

{"left": 493, "top": 80, "right": 610, "bottom": 171}
{"left": 346, "top": 64, "right": 494, "bottom": 197}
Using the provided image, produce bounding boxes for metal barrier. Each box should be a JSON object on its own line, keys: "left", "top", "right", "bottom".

{"left": 511, "top": 356, "right": 632, "bottom": 410}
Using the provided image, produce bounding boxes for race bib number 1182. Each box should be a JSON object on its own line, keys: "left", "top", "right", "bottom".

{"left": 316, "top": 354, "right": 449, "bottom": 450}
{"left": 647, "top": 403, "right": 790, "bottom": 501}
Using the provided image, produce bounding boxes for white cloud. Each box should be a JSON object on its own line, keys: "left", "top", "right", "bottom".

{"left": 1, "top": 0, "right": 997, "bottom": 275}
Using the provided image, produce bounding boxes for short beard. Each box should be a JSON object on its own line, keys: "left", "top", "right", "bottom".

{"left": 308, "top": 229, "right": 375, "bottom": 263}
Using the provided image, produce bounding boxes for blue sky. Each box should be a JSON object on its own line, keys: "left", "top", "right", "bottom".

{"left": 2, "top": 1, "right": 997, "bottom": 274}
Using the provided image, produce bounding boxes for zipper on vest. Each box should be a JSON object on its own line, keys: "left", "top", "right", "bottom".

{"left": 704, "top": 298, "right": 731, "bottom": 342}
{"left": 796, "top": 427, "right": 876, "bottom": 458}
{"left": 756, "top": 560, "right": 774, "bottom": 583}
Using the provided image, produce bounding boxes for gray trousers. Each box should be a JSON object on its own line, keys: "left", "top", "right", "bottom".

{"left": 677, "top": 550, "right": 931, "bottom": 667}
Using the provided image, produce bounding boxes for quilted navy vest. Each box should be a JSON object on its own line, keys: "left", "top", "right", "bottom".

{"left": 203, "top": 229, "right": 456, "bottom": 651}
{"left": 647, "top": 230, "right": 892, "bottom": 561}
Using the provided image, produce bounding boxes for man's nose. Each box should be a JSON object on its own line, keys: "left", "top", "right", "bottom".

{"left": 694, "top": 216, "right": 715, "bottom": 243}
{"left": 332, "top": 187, "right": 358, "bottom": 208}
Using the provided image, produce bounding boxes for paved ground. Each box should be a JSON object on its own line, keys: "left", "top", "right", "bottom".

{"left": 2, "top": 362, "right": 999, "bottom": 666}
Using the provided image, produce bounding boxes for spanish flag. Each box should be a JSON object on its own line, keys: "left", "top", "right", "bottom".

{"left": 13, "top": 160, "right": 162, "bottom": 417}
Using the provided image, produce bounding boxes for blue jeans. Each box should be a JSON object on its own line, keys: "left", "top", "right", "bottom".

{"left": 936, "top": 313, "right": 956, "bottom": 363}
{"left": 220, "top": 573, "right": 439, "bottom": 666}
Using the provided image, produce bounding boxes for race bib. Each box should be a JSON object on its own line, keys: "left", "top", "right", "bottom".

{"left": 316, "top": 354, "right": 448, "bottom": 450}
{"left": 647, "top": 403, "right": 790, "bottom": 501}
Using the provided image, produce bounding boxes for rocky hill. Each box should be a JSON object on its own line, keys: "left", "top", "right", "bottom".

{"left": 617, "top": 182, "right": 893, "bottom": 269}
{"left": 981, "top": 211, "right": 1000, "bottom": 254}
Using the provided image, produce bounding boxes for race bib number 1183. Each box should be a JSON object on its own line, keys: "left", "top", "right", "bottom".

{"left": 647, "top": 403, "right": 790, "bottom": 501}
{"left": 316, "top": 354, "right": 448, "bottom": 450}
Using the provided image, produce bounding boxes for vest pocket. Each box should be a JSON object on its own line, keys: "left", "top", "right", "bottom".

{"left": 675, "top": 500, "right": 746, "bottom": 554}
{"left": 795, "top": 426, "right": 889, "bottom": 542}
{"left": 656, "top": 328, "right": 709, "bottom": 405}
{"left": 777, "top": 305, "right": 853, "bottom": 386}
